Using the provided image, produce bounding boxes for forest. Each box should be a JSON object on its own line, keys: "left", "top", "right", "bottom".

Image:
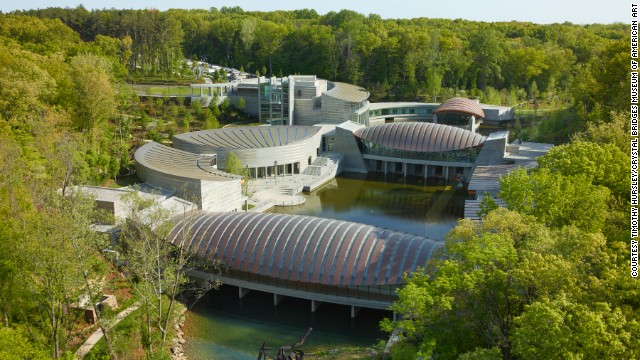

{"left": 0, "top": 6, "right": 634, "bottom": 359}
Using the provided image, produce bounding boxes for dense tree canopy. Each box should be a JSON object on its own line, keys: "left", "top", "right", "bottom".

{"left": 20, "top": 7, "right": 626, "bottom": 114}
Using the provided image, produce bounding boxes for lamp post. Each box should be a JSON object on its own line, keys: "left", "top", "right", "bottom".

{"left": 244, "top": 165, "right": 249, "bottom": 196}
{"left": 274, "top": 160, "right": 278, "bottom": 185}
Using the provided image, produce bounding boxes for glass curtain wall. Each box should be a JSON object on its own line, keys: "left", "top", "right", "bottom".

{"left": 356, "top": 138, "right": 482, "bottom": 163}
{"left": 259, "top": 77, "right": 290, "bottom": 125}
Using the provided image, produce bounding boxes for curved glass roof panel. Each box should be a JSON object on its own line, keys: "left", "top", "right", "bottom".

{"left": 354, "top": 122, "right": 487, "bottom": 153}
{"left": 169, "top": 211, "right": 442, "bottom": 286}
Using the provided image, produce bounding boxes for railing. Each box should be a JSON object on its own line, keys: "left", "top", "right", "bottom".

{"left": 225, "top": 268, "right": 398, "bottom": 303}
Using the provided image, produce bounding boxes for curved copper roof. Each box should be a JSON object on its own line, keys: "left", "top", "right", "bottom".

{"left": 135, "top": 142, "right": 240, "bottom": 181}
{"left": 168, "top": 211, "right": 442, "bottom": 286}
{"left": 434, "top": 97, "right": 485, "bottom": 118}
{"left": 353, "top": 122, "right": 487, "bottom": 153}
{"left": 324, "top": 82, "right": 370, "bottom": 103}
{"left": 172, "top": 126, "right": 320, "bottom": 150}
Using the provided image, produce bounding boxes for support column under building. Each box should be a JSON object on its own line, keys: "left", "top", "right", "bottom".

{"left": 238, "top": 287, "right": 250, "bottom": 298}
{"left": 311, "top": 300, "right": 322, "bottom": 313}
{"left": 351, "top": 306, "right": 361, "bottom": 318}
{"left": 444, "top": 166, "right": 449, "bottom": 183}
{"left": 274, "top": 294, "right": 284, "bottom": 306}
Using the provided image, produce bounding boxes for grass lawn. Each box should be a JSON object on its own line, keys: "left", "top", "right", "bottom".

{"left": 132, "top": 85, "right": 193, "bottom": 96}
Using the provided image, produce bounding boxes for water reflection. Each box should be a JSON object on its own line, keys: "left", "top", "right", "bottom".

{"left": 273, "top": 172, "right": 465, "bottom": 241}
{"left": 183, "top": 285, "right": 387, "bottom": 360}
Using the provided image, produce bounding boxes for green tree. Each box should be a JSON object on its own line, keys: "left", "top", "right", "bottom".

{"left": 119, "top": 192, "right": 212, "bottom": 355}
{"left": 210, "top": 18, "right": 239, "bottom": 65}
{"left": 384, "top": 210, "right": 540, "bottom": 359}
{"left": 208, "top": 97, "right": 221, "bottom": 117}
{"left": 512, "top": 296, "right": 639, "bottom": 359}
{"left": 224, "top": 152, "right": 250, "bottom": 195}
{"left": 535, "top": 141, "right": 629, "bottom": 199}
{"left": 0, "top": 327, "right": 49, "bottom": 360}
{"left": 572, "top": 110, "right": 630, "bottom": 154}
{"left": 202, "top": 109, "right": 219, "bottom": 129}
{"left": 237, "top": 97, "right": 246, "bottom": 111}
{"left": 499, "top": 167, "right": 610, "bottom": 232}
{"left": 224, "top": 151, "right": 245, "bottom": 175}
{"left": 13, "top": 189, "right": 113, "bottom": 359}
{"left": 255, "top": 20, "right": 286, "bottom": 76}
{"left": 469, "top": 28, "right": 505, "bottom": 89}
{"left": 384, "top": 204, "right": 638, "bottom": 359}
{"left": 477, "top": 193, "right": 499, "bottom": 218}
{"left": 70, "top": 54, "right": 116, "bottom": 141}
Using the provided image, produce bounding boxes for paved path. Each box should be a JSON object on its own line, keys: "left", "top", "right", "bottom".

{"left": 75, "top": 302, "right": 140, "bottom": 359}
{"left": 246, "top": 175, "right": 310, "bottom": 211}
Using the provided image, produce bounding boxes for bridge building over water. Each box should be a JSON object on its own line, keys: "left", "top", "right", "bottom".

{"left": 168, "top": 211, "right": 443, "bottom": 317}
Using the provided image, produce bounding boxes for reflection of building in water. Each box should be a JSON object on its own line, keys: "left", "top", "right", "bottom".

{"left": 354, "top": 186, "right": 465, "bottom": 220}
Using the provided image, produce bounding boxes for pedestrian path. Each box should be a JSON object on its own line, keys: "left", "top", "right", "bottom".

{"left": 75, "top": 302, "right": 140, "bottom": 359}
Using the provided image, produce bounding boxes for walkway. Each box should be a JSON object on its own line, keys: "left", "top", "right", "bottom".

{"left": 187, "top": 269, "right": 394, "bottom": 319}
{"left": 245, "top": 153, "right": 343, "bottom": 212}
{"left": 75, "top": 302, "right": 140, "bottom": 359}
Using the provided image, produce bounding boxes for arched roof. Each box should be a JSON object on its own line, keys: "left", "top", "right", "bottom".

{"left": 353, "top": 122, "right": 487, "bottom": 153}
{"left": 434, "top": 97, "right": 485, "bottom": 118}
{"left": 134, "top": 142, "right": 240, "bottom": 181}
{"left": 172, "top": 126, "right": 320, "bottom": 150}
{"left": 324, "top": 82, "right": 370, "bottom": 103}
{"left": 168, "top": 211, "right": 442, "bottom": 286}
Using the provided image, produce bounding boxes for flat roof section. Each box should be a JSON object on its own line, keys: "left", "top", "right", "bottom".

{"left": 505, "top": 141, "right": 554, "bottom": 163}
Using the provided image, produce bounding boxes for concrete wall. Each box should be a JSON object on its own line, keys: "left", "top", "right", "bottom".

{"left": 136, "top": 161, "right": 243, "bottom": 212}
{"left": 292, "top": 77, "right": 326, "bottom": 126}
{"left": 94, "top": 200, "right": 117, "bottom": 219}
{"left": 293, "top": 98, "right": 316, "bottom": 126}
{"left": 321, "top": 94, "right": 352, "bottom": 124}
{"left": 228, "top": 93, "right": 260, "bottom": 117}
{"left": 201, "top": 179, "right": 243, "bottom": 212}
{"left": 334, "top": 125, "right": 367, "bottom": 173}
{"left": 475, "top": 131, "right": 508, "bottom": 166}
{"left": 136, "top": 163, "right": 204, "bottom": 208}
{"left": 482, "top": 107, "right": 515, "bottom": 122}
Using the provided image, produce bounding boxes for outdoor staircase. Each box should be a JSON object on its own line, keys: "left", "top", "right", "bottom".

{"left": 301, "top": 153, "right": 343, "bottom": 192}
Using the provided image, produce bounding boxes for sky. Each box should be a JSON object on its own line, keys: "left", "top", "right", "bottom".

{"left": 0, "top": 0, "right": 630, "bottom": 24}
